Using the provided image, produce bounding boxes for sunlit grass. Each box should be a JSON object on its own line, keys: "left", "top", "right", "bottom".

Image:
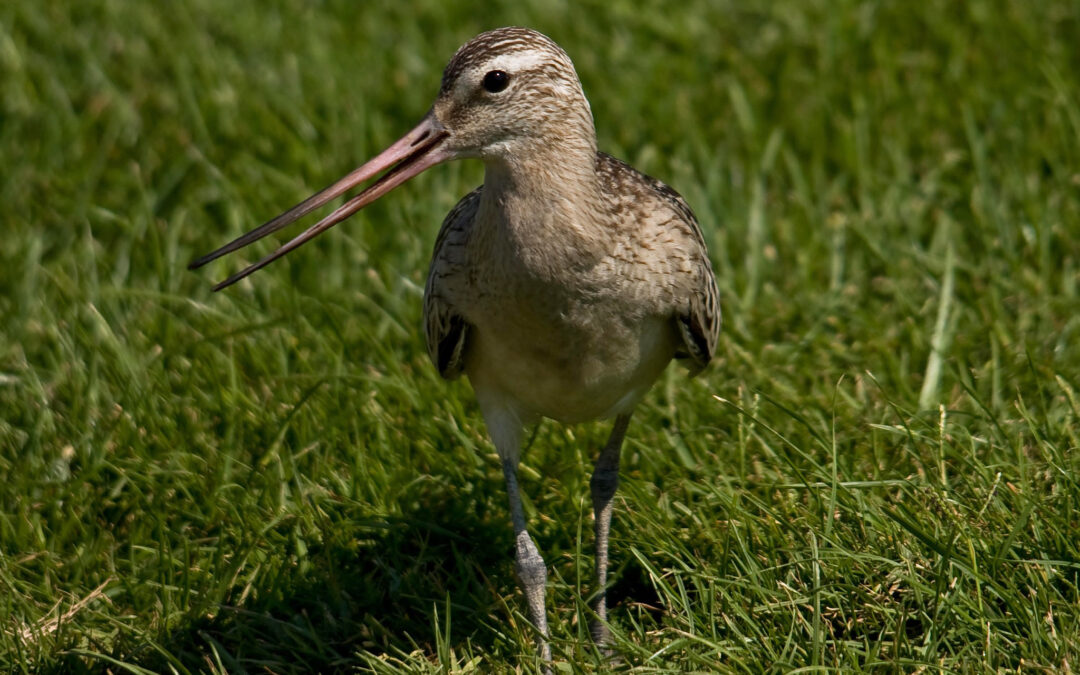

{"left": 2, "top": 0, "right": 1079, "bottom": 672}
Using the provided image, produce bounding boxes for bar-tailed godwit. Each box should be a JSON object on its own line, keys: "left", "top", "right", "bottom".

{"left": 191, "top": 26, "right": 721, "bottom": 663}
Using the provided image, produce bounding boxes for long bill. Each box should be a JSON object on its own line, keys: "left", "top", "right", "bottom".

{"left": 189, "top": 113, "right": 451, "bottom": 291}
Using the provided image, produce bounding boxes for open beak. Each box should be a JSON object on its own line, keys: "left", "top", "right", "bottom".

{"left": 189, "top": 112, "right": 450, "bottom": 291}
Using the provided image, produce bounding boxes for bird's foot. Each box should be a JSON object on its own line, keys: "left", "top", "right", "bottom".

{"left": 589, "top": 618, "right": 611, "bottom": 646}
{"left": 589, "top": 619, "right": 619, "bottom": 660}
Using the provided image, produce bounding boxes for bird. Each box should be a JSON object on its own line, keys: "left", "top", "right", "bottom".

{"left": 189, "top": 26, "right": 720, "bottom": 663}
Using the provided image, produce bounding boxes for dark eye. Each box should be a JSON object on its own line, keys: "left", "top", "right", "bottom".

{"left": 482, "top": 70, "right": 510, "bottom": 93}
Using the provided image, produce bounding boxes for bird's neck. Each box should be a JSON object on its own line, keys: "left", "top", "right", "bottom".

{"left": 476, "top": 139, "right": 612, "bottom": 272}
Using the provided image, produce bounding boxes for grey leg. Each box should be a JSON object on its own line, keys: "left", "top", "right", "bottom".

{"left": 478, "top": 402, "right": 552, "bottom": 664}
{"left": 590, "top": 412, "right": 631, "bottom": 645}
{"left": 502, "top": 458, "right": 552, "bottom": 663}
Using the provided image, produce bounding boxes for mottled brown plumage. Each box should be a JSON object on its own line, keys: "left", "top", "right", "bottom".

{"left": 423, "top": 151, "right": 719, "bottom": 422}
{"left": 190, "top": 27, "right": 720, "bottom": 664}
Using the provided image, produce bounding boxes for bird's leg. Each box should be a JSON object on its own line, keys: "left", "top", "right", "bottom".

{"left": 502, "top": 458, "right": 552, "bottom": 662}
{"left": 480, "top": 404, "right": 552, "bottom": 663}
{"left": 590, "top": 412, "right": 631, "bottom": 646}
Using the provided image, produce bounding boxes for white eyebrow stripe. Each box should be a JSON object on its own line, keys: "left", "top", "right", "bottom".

{"left": 453, "top": 50, "right": 553, "bottom": 97}
{"left": 450, "top": 46, "right": 581, "bottom": 101}
{"left": 486, "top": 50, "right": 551, "bottom": 74}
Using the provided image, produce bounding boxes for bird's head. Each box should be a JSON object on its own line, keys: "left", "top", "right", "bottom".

{"left": 189, "top": 27, "right": 594, "bottom": 289}
{"left": 431, "top": 27, "right": 595, "bottom": 162}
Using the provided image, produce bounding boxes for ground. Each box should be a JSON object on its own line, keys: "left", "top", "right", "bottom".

{"left": 1, "top": 0, "right": 1079, "bottom": 672}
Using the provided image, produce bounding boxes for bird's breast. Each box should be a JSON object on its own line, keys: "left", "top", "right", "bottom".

{"left": 457, "top": 269, "right": 678, "bottom": 424}
{"left": 432, "top": 183, "right": 686, "bottom": 424}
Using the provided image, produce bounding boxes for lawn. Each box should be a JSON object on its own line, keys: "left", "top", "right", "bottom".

{"left": 2, "top": 0, "right": 1079, "bottom": 672}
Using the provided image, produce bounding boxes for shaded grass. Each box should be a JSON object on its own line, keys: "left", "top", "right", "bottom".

{"left": 2, "top": 0, "right": 1079, "bottom": 672}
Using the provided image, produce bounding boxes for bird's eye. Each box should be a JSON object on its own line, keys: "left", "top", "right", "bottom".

{"left": 482, "top": 70, "right": 510, "bottom": 93}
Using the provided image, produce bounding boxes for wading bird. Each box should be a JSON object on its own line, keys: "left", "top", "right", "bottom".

{"left": 190, "top": 26, "right": 720, "bottom": 663}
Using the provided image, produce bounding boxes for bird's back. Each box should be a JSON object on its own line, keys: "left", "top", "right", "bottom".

{"left": 593, "top": 152, "right": 720, "bottom": 373}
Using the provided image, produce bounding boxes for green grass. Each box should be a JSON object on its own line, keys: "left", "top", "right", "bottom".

{"left": 2, "top": 0, "right": 1079, "bottom": 672}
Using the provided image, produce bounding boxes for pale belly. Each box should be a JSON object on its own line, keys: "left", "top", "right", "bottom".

{"left": 463, "top": 307, "right": 678, "bottom": 425}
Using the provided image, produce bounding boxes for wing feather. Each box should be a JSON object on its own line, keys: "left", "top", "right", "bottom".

{"left": 596, "top": 153, "right": 721, "bottom": 375}
{"left": 423, "top": 187, "right": 482, "bottom": 379}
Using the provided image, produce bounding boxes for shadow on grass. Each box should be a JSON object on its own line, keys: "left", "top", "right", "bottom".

{"left": 37, "top": 468, "right": 668, "bottom": 674}
{"left": 49, "top": 478, "right": 517, "bottom": 674}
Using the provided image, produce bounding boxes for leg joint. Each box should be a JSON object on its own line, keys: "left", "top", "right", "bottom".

{"left": 515, "top": 533, "right": 547, "bottom": 587}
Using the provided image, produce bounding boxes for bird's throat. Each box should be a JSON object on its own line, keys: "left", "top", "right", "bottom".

{"left": 476, "top": 146, "right": 613, "bottom": 274}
